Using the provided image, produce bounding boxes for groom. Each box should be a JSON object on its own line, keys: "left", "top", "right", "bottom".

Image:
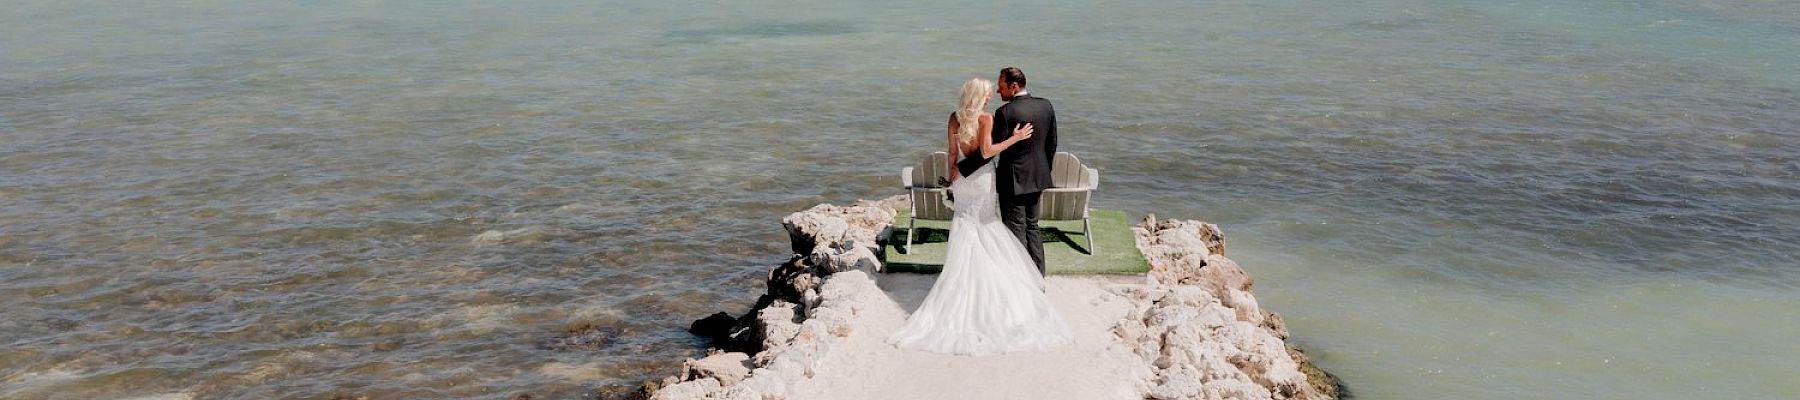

{"left": 991, "top": 66, "right": 1057, "bottom": 276}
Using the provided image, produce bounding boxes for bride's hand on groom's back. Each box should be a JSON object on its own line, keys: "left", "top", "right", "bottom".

{"left": 1010, "top": 123, "right": 1034, "bottom": 144}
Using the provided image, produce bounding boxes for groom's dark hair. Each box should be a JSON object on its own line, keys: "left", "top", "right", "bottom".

{"left": 999, "top": 67, "right": 1027, "bottom": 88}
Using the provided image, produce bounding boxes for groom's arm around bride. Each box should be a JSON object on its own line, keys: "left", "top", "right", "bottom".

{"left": 991, "top": 66, "right": 1057, "bottom": 276}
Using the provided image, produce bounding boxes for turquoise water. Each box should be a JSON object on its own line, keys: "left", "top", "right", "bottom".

{"left": 2, "top": 0, "right": 1796, "bottom": 398}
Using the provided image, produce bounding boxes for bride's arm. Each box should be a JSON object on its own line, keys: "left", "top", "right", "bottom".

{"left": 946, "top": 113, "right": 961, "bottom": 183}
{"left": 978, "top": 114, "right": 1033, "bottom": 159}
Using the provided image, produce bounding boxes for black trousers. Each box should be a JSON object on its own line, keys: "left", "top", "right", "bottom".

{"left": 999, "top": 191, "right": 1045, "bottom": 275}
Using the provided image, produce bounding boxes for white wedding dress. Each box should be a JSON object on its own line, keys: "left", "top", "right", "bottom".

{"left": 887, "top": 158, "right": 1074, "bottom": 355}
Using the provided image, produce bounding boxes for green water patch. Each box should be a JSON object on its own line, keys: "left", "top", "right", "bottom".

{"left": 884, "top": 208, "right": 1148, "bottom": 275}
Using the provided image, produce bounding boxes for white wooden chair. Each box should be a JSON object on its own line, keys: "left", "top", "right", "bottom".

{"left": 900, "top": 152, "right": 953, "bottom": 252}
{"left": 1040, "top": 152, "right": 1100, "bottom": 252}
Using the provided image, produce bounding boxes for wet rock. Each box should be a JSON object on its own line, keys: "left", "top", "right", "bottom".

{"left": 1291, "top": 347, "right": 1346, "bottom": 400}
{"left": 471, "top": 230, "right": 507, "bottom": 246}
{"left": 688, "top": 312, "right": 736, "bottom": 340}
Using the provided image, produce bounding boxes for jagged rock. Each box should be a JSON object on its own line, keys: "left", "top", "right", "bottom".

{"left": 685, "top": 352, "right": 752, "bottom": 386}
{"left": 1222, "top": 288, "right": 1267, "bottom": 326}
{"left": 676, "top": 254, "right": 819, "bottom": 355}
{"left": 783, "top": 211, "right": 849, "bottom": 255}
{"left": 1124, "top": 218, "right": 1333, "bottom": 400}
{"left": 1149, "top": 214, "right": 1356, "bottom": 398}
{"left": 1155, "top": 225, "right": 1213, "bottom": 256}
{"left": 1263, "top": 312, "right": 1290, "bottom": 340}
{"left": 757, "top": 302, "right": 801, "bottom": 350}
{"left": 650, "top": 377, "right": 720, "bottom": 400}
{"left": 1197, "top": 222, "right": 1226, "bottom": 257}
{"left": 768, "top": 255, "right": 816, "bottom": 303}
{"left": 782, "top": 203, "right": 894, "bottom": 277}
{"left": 1146, "top": 364, "right": 1204, "bottom": 400}
{"left": 814, "top": 242, "right": 881, "bottom": 274}
{"left": 1147, "top": 219, "right": 1226, "bottom": 257}
{"left": 1202, "top": 254, "right": 1254, "bottom": 293}
{"left": 782, "top": 203, "right": 893, "bottom": 258}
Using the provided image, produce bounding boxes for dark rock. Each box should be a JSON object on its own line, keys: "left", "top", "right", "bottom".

{"left": 767, "top": 255, "right": 816, "bottom": 303}
{"left": 688, "top": 312, "right": 736, "bottom": 340}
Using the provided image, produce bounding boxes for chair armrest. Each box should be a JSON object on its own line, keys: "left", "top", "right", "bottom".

{"left": 901, "top": 167, "right": 915, "bottom": 188}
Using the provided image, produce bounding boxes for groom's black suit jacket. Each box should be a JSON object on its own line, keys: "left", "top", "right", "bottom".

{"left": 990, "top": 93, "right": 1057, "bottom": 197}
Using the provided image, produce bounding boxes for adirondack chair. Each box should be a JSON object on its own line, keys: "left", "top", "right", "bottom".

{"left": 1041, "top": 152, "right": 1100, "bottom": 252}
{"left": 900, "top": 152, "right": 953, "bottom": 252}
{"left": 902, "top": 151, "right": 1100, "bottom": 253}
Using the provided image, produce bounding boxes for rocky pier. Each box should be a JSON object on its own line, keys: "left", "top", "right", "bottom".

{"left": 620, "top": 195, "right": 1341, "bottom": 400}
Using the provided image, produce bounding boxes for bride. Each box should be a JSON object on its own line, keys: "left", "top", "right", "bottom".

{"left": 887, "top": 78, "right": 1074, "bottom": 355}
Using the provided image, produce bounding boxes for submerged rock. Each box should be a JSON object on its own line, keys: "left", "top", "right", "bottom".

{"left": 595, "top": 380, "right": 658, "bottom": 400}
{"left": 538, "top": 322, "right": 623, "bottom": 351}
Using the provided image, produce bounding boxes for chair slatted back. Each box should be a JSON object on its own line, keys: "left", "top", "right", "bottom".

{"left": 909, "top": 152, "right": 955, "bottom": 220}
{"left": 911, "top": 152, "right": 949, "bottom": 189}
{"left": 1051, "top": 153, "right": 1094, "bottom": 189}
{"left": 1040, "top": 152, "right": 1095, "bottom": 221}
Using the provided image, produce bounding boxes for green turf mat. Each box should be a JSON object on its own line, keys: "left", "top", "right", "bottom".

{"left": 884, "top": 208, "right": 1149, "bottom": 275}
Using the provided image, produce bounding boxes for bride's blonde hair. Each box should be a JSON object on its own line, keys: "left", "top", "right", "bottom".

{"left": 954, "top": 78, "right": 993, "bottom": 146}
